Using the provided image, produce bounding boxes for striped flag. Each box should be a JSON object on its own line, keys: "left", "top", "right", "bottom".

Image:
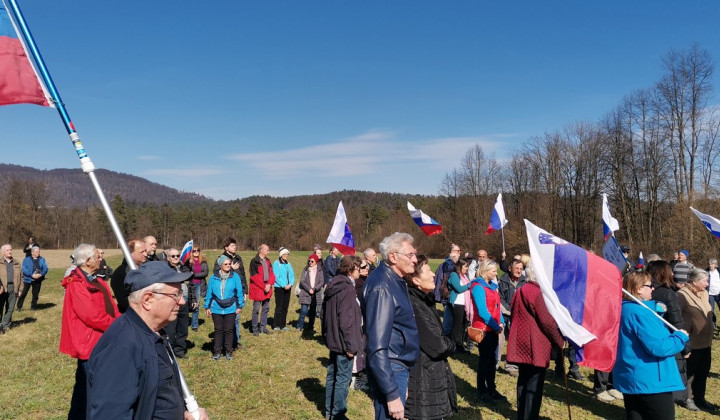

{"left": 0, "top": 1, "right": 52, "bottom": 107}
{"left": 485, "top": 193, "right": 508, "bottom": 235}
{"left": 690, "top": 207, "right": 720, "bottom": 240}
{"left": 179, "top": 239, "right": 193, "bottom": 264}
{"left": 526, "top": 219, "right": 623, "bottom": 371}
{"left": 326, "top": 201, "right": 355, "bottom": 255}
{"left": 407, "top": 201, "right": 442, "bottom": 236}
{"left": 602, "top": 194, "right": 619, "bottom": 240}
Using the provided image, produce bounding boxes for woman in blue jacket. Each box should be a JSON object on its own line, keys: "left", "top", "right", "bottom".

{"left": 205, "top": 255, "right": 244, "bottom": 360}
{"left": 613, "top": 271, "right": 689, "bottom": 420}
{"left": 17, "top": 246, "right": 48, "bottom": 310}
{"left": 448, "top": 258, "right": 472, "bottom": 353}
{"left": 272, "top": 247, "right": 295, "bottom": 331}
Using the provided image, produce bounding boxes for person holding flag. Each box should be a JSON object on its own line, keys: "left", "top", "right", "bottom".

{"left": 612, "top": 271, "right": 689, "bottom": 420}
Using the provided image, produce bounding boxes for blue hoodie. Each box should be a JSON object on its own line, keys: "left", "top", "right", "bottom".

{"left": 612, "top": 300, "right": 688, "bottom": 394}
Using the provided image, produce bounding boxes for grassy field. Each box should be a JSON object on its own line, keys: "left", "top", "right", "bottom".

{"left": 0, "top": 249, "right": 719, "bottom": 419}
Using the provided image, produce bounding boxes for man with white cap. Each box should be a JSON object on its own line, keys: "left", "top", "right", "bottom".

{"left": 87, "top": 261, "right": 208, "bottom": 419}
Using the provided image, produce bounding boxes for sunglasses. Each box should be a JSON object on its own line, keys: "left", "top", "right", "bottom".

{"left": 192, "top": 249, "right": 200, "bottom": 252}
{"left": 169, "top": 254, "right": 180, "bottom": 258}
{"left": 308, "top": 260, "right": 316, "bottom": 264}
{"left": 360, "top": 265, "right": 368, "bottom": 269}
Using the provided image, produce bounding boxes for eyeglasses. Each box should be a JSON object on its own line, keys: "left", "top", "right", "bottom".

{"left": 394, "top": 252, "right": 417, "bottom": 260}
{"left": 308, "top": 260, "right": 316, "bottom": 264}
{"left": 642, "top": 284, "right": 654, "bottom": 290}
{"left": 152, "top": 291, "right": 183, "bottom": 303}
{"left": 192, "top": 249, "right": 200, "bottom": 252}
{"left": 360, "top": 265, "right": 368, "bottom": 269}
{"left": 169, "top": 254, "right": 180, "bottom": 258}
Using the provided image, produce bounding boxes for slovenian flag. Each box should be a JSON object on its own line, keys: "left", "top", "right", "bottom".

{"left": 526, "top": 219, "right": 623, "bottom": 371}
{"left": 690, "top": 207, "right": 720, "bottom": 240}
{"left": 0, "top": 1, "right": 52, "bottom": 107}
{"left": 637, "top": 252, "right": 644, "bottom": 269}
{"left": 602, "top": 193, "right": 619, "bottom": 241}
{"left": 485, "top": 193, "right": 508, "bottom": 235}
{"left": 407, "top": 201, "right": 442, "bottom": 236}
{"left": 179, "top": 239, "right": 193, "bottom": 264}
{"left": 326, "top": 201, "right": 355, "bottom": 255}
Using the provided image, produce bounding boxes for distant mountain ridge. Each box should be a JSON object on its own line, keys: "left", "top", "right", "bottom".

{"left": 0, "top": 164, "right": 213, "bottom": 207}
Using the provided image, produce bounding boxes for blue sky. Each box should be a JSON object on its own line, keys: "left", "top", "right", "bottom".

{"left": 2, "top": 1, "right": 720, "bottom": 200}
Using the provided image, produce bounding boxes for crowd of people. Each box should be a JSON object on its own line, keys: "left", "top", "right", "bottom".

{"left": 0, "top": 233, "right": 718, "bottom": 419}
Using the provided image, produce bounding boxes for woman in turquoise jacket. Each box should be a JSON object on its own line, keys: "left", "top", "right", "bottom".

{"left": 613, "top": 271, "right": 689, "bottom": 420}
{"left": 205, "top": 255, "right": 245, "bottom": 360}
{"left": 448, "top": 258, "right": 472, "bottom": 353}
{"left": 272, "top": 247, "right": 295, "bottom": 331}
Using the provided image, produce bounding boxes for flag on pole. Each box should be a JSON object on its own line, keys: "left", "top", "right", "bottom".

{"left": 407, "top": 201, "right": 442, "bottom": 236}
{"left": 179, "top": 239, "right": 193, "bottom": 264}
{"left": 326, "top": 201, "right": 355, "bottom": 255}
{"left": 0, "top": 1, "right": 52, "bottom": 107}
{"left": 602, "top": 193, "right": 619, "bottom": 240}
{"left": 690, "top": 207, "right": 720, "bottom": 240}
{"left": 525, "top": 219, "right": 623, "bottom": 371}
{"left": 485, "top": 193, "right": 508, "bottom": 235}
{"left": 637, "top": 252, "right": 644, "bottom": 269}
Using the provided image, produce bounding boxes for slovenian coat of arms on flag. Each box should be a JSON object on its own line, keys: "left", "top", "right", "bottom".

{"left": 326, "top": 201, "right": 355, "bottom": 255}
{"left": 526, "top": 219, "right": 623, "bottom": 371}
{"left": 0, "top": 1, "right": 53, "bottom": 107}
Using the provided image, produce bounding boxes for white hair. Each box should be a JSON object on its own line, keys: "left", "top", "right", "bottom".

{"left": 72, "top": 244, "right": 96, "bottom": 268}
{"left": 128, "top": 283, "right": 164, "bottom": 305}
{"left": 378, "top": 232, "right": 414, "bottom": 260}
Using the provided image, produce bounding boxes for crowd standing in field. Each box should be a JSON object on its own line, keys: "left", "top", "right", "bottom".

{"left": 2, "top": 232, "right": 720, "bottom": 419}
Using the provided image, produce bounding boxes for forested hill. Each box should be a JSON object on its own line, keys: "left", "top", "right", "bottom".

{"left": 0, "top": 164, "right": 212, "bottom": 206}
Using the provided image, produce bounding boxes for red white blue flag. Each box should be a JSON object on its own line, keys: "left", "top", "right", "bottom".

{"left": 407, "top": 201, "right": 442, "bottom": 236}
{"left": 690, "top": 207, "right": 720, "bottom": 240}
{"left": 602, "top": 193, "right": 619, "bottom": 241}
{"left": 179, "top": 239, "right": 193, "bottom": 264}
{"left": 485, "top": 193, "right": 507, "bottom": 235}
{"left": 326, "top": 201, "right": 355, "bottom": 255}
{"left": 526, "top": 219, "right": 623, "bottom": 371}
{"left": 0, "top": 1, "right": 52, "bottom": 107}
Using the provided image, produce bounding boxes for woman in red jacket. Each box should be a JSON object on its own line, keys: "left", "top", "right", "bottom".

{"left": 506, "top": 262, "right": 565, "bottom": 419}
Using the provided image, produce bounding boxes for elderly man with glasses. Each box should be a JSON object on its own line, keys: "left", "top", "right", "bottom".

{"left": 363, "top": 232, "right": 420, "bottom": 420}
{"left": 163, "top": 248, "right": 196, "bottom": 358}
{"left": 87, "top": 261, "right": 209, "bottom": 419}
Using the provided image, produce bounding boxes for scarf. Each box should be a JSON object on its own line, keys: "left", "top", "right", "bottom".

{"left": 308, "top": 265, "right": 318, "bottom": 289}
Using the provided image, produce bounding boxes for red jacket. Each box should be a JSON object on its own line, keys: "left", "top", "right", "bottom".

{"left": 59, "top": 267, "right": 119, "bottom": 360}
{"left": 470, "top": 281, "right": 502, "bottom": 332}
{"left": 249, "top": 255, "right": 276, "bottom": 301}
{"left": 506, "top": 281, "right": 565, "bottom": 368}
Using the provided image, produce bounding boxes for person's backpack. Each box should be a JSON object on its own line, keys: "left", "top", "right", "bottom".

{"left": 440, "top": 272, "right": 451, "bottom": 301}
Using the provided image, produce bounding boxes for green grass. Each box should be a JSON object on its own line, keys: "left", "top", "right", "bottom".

{"left": 0, "top": 250, "right": 718, "bottom": 419}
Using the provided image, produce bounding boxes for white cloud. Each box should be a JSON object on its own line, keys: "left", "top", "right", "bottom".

{"left": 226, "top": 130, "right": 503, "bottom": 180}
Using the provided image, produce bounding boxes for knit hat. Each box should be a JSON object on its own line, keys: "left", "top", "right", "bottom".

{"left": 680, "top": 249, "right": 689, "bottom": 259}
{"left": 278, "top": 247, "right": 290, "bottom": 258}
{"left": 308, "top": 253, "right": 320, "bottom": 262}
{"left": 217, "top": 255, "right": 229, "bottom": 266}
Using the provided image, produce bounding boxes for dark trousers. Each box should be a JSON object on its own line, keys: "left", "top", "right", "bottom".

{"left": 687, "top": 346, "right": 711, "bottom": 403}
{"left": 164, "top": 303, "right": 189, "bottom": 356}
{"left": 68, "top": 359, "right": 88, "bottom": 420}
{"left": 0, "top": 284, "right": 16, "bottom": 329}
{"left": 212, "top": 313, "right": 235, "bottom": 355}
{"left": 16, "top": 281, "right": 41, "bottom": 310}
{"left": 672, "top": 353, "right": 688, "bottom": 402}
{"left": 273, "top": 288, "right": 292, "bottom": 329}
{"left": 477, "top": 331, "right": 499, "bottom": 394}
{"left": 517, "top": 364, "right": 547, "bottom": 420}
{"left": 252, "top": 299, "right": 270, "bottom": 332}
{"left": 450, "top": 303, "right": 466, "bottom": 348}
{"left": 593, "top": 370, "right": 614, "bottom": 394}
{"left": 624, "top": 392, "right": 675, "bottom": 420}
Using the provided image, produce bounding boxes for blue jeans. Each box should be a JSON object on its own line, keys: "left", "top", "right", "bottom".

{"left": 191, "top": 283, "right": 203, "bottom": 329}
{"left": 297, "top": 296, "right": 317, "bottom": 330}
{"left": 442, "top": 303, "right": 453, "bottom": 336}
{"left": 325, "top": 351, "right": 354, "bottom": 419}
{"left": 372, "top": 363, "right": 409, "bottom": 420}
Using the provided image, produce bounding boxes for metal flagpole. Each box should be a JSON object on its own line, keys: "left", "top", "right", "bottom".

{"left": 5, "top": 1, "right": 201, "bottom": 418}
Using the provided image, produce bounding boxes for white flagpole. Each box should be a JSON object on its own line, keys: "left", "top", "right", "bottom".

{"left": 621, "top": 289, "right": 678, "bottom": 331}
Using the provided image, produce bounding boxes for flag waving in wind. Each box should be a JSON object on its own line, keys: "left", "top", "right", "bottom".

{"left": 690, "top": 207, "right": 720, "bottom": 240}
{"left": 602, "top": 193, "right": 619, "bottom": 240}
{"left": 407, "top": 201, "right": 442, "bottom": 236}
{"left": 485, "top": 193, "right": 508, "bottom": 235}
{"left": 326, "top": 201, "right": 355, "bottom": 255}
{"left": 179, "top": 239, "right": 193, "bottom": 264}
{"left": 525, "top": 219, "right": 623, "bottom": 371}
{"left": 0, "top": 1, "right": 52, "bottom": 107}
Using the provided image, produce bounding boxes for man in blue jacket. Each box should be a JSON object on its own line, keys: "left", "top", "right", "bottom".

{"left": 87, "top": 262, "right": 209, "bottom": 419}
{"left": 363, "top": 232, "right": 420, "bottom": 420}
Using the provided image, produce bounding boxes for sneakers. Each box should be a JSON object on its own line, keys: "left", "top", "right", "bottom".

{"left": 252, "top": 331, "right": 260, "bottom": 337}
{"left": 568, "top": 370, "right": 585, "bottom": 381}
{"left": 596, "top": 391, "right": 615, "bottom": 402}
{"left": 262, "top": 329, "right": 273, "bottom": 335}
{"left": 607, "top": 389, "right": 623, "bottom": 400}
{"left": 505, "top": 364, "right": 519, "bottom": 377}
{"left": 225, "top": 353, "right": 233, "bottom": 361}
{"left": 212, "top": 353, "right": 222, "bottom": 361}
{"left": 282, "top": 327, "right": 291, "bottom": 331}
{"left": 682, "top": 398, "right": 700, "bottom": 411}
{"left": 273, "top": 327, "right": 281, "bottom": 331}
{"left": 695, "top": 400, "right": 719, "bottom": 411}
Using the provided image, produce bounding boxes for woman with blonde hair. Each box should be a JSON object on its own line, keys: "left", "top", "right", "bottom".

{"left": 185, "top": 246, "right": 209, "bottom": 332}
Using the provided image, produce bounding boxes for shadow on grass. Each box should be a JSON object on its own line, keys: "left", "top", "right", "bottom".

{"left": 454, "top": 369, "right": 515, "bottom": 418}
{"left": 317, "top": 356, "right": 329, "bottom": 367}
{"left": 297, "top": 377, "right": 325, "bottom": 417}
{"left": 543, "top": 377, "right": 624, "bottom": 419}
{"left": 32, "top": 302, "right": 56, "bottom": 310}
{"left": 12, "top": 316, "right": 37, "bottom": 328}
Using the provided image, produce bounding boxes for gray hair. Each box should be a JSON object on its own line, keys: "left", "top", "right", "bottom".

{"left": 363, "top": 248, "right": 375, "bottom": 257}
{"left": 378, "top": 232, "right": 414, "bottom": 260}
{"left": 646, "top": 254, "right": 662, "bottom": 263}
{"left": 31, "top": 246, "right": 40, "bottom": 252}
{"left": 128, "top": 282, "right": 164, "bottom": 305}
{"left": 72, "top": 244, "right": 97, "bottom": 268}
{"left": 687, "top": 268, "right": 708, "bottom": 285}
{"left": 710, "top": 258, "right": 718, "bottom": 265}
{"left": 0, "top": 244, "right": 10, "bottom": 252}
{"left": 524, "top": 261, "right": 536, "bottom": 283}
